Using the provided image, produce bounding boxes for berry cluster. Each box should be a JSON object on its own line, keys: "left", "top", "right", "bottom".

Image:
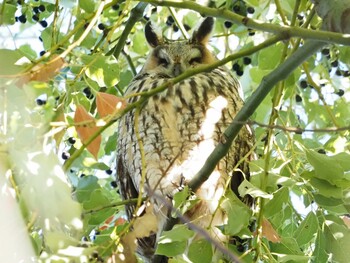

{"left": 16, "top": 1, "right": 48, "bottom": 28}
{"left": 164, "top": 15, "right": 191, "bottom": 33}
{"left": 232, "top": 57, "right": 252, "bottom": 76}
{"left": 224, "top": 0, "right": 255, "bottom": 29}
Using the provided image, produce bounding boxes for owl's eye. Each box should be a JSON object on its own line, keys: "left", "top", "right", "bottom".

{"left": 159, "top": 57, "right": 169, "bottom": 67}
{"left": 189, "top": 57, "right": 202, "bottom": 65}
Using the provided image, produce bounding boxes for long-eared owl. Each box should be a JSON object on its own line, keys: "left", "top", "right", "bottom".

{"left": 117, "top": 17, "right": 254, "bottom": 261}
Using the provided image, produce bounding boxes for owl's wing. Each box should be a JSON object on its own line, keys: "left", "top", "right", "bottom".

{"left": 116, "top": 155, "right": 158, "bottom": 258}
{"left": 116, "top": 155, "right": 138, "bottom": 220}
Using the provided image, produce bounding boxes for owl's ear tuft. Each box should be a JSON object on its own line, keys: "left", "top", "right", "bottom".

{"left": 145, "top": 21, "right": 162, "bottom": 48}
{"left": 191, "top": 17, "right": 214, "bottom": 45}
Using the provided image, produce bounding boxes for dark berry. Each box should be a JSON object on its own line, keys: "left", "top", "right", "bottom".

{"left": 321, "top": 48, "right": 330, "bottom": 56}
{"left": 247, "top": 7, "right": 255, "bottom": 14}
{"left": 335, "top": 89, "right": 344, "bottom": 96}
{"left": 32, "top": 14, "right": 39, "bottom": 21}
{"left": 331, "top": 60, "right": 338, "bottom": 67}
{"left": 38, "top": 4, "right": 45, "bottom": 12}
{"left": 83, "top": 87, "right": 94, "bottom": 99}
{"left": 173, "top": 24, "right": 179, "bottom": 32}
{"left": 166, "top": 16, "right": 174, "bottom": 26}
{"left": 343, "top": 70, "right": 350, "bottom": 77}
{"left": 143, "top": 15, "right": 149, "bottom": 21}
{"left": 39, "top": 20, "right": 48, "bottom": 28}
{"left": 91, "top": 251, "right": 99, "bottom": 258}
{"left": 297, "top": 14, "right": 304, "bottom": 20}
{"left": 105, "top": 169, "right": 113, "bottom": 175}
{"left": 61, "top": 151, "right": 70, "bottom": 160}
{"left": 98, "top": 23, "right": 105, "bottom": 30}
{"left": 68, "top": 137, "right": 76, "bottom": 144}
{"left": 224, "top": 21, "right": 233, "bottom": 28}
{"left": 300, "top": 80, "right": 308, "bottom": 89}
{"left": 125, "top": 39, "right": 131, "bottom": 45}
{"left": 151, "top": 7, "right": 157, "bottom": 13}
{"left": 112, "top": 4, "right": 119, "bottom": 10}
{"left": 295, "top": 94, "right": 302, "bottom": 102}
{"left": 184, "top": 24, "right": 191, "bottom": 31}
{"left": 36, "top": 98, "right": 46, "bottom": 105}
{"left": 39, "top": 50, "right": 46, "bottom": 56}
{"left": 232, "top": 62, "right": 240, "bottom": 72}
{"left": 317, "top": 149, "right": 326, "bottom": 154}
{"left": 233, "top": 5, "right": 241, "bottom": 13}
{"left": 335, "top": 69, "right": 342, "bottom": 76}
{"left": 110, "top": 181, "right": 118, "bottom": 188}
{"left": 80, "top": 173, "right": 86, "bottom": 178}
{"left": 18, "top": 14, "right": 27, "bottom": 23}
{"left": 248, "top": 28, "right": 255, "bottom": 36}
{"left": 236, "top": 69, "right": 244, "bottom": 76}
{"left": 33, "top": 6, "right": 40, "bottom": 13}
{"left": 243, "top": 57, "right": 251, "bottom": 65}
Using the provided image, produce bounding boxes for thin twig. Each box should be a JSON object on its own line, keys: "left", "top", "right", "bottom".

{"left": 152, "top": 193, "right": 242, "bottom": 263}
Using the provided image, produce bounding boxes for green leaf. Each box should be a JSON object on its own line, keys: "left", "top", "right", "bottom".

{"left": 158, "top": 224, "right": 195, "bottom": 243}
{"left": 264, "top": 187, "right": 289, "bottom": 218}
{"left": 2, "top": 3, "right": 17, "bottom": 25}
{"left": 83, "top": 189, "right": 110, "bottom": 210}
{"left": 79, "top": 0, "right": 96, "bottom": 13}
{"left": 294, "top": 212, "right": 318, "bottom": 246}
{"left": 306, "top": 149, "right": 344, "bottom": 182}
{"left": 75, "top": 175, "right": 100, "bottom": 202}
{"left": 324, "top": 217, "right": 350, "bottom": 263}
{"left": 0, "top": 49, "right": 25, "bottom": 74}
{"left": 221, "top": 190, "right": 252, "bottom": 235}
{"left": 188, "top": 239, "right": 213, "bottom": 263}
{"left": 331, "top": 152, "right": 350, "bottom": 171}
{"left": 258, "top": 42, "right": 283, "bottom": 70}
{"left": 239, "top": 179, "right": 273, "bottom": 199}
{"left": 309, "top": 177, "right": 343, "bottom": 198}
{"left": 157, "top": 225, "right": 192, "bottom": 258}
{"left": 270, "top": 237, "right": 302, "bottom": 255}
{"left": 313, "top": 229, "right": 329, "bottom": 263}
{"left": 172, "top": 186, "right": 198, "bottom": 216}
{"left": 82, "top": 54, "right": 120, "bottom": 87}
{"left": 156, "top": 241, "right": 187, "bottom": 257}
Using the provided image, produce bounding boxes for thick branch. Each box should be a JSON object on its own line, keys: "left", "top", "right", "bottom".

{"left": 140, "top": 0, "right": 350, "bottom": 46}
{"left": 188, "top": 40, "right": 326, "bottom": 191}
{"left": 107, "top": 2, "right": 148, "bottom": 58}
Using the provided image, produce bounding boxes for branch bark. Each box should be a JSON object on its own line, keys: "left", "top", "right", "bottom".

{"left": 140, "top": 0, "right": 350, "bottom": 45}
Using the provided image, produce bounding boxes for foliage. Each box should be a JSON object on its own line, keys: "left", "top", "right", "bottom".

{"left": 1, "top": 0, "right": 350, "bottom": 262}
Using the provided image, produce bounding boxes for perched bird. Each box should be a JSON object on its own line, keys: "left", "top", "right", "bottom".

{"left": 117, "top": 17, "right": 254, "bottom": 262}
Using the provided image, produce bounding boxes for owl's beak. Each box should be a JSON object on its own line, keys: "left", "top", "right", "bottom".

{"left": 173, "top": 63, "right": 183, "bottom": 77}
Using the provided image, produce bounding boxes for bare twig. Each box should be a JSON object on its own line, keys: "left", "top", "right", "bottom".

{"left": 152, "top": 193, "right": 242, "bottom": 263}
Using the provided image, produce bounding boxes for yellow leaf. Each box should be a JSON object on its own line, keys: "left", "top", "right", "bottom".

{"left": 96, "top": 92, "right": 126, "bottom": 118}
{"left": 261, "top": 218, "right": 281, "bottom": 243}
{"left": 74, "top": 105, "right": 101, "bottom": 159}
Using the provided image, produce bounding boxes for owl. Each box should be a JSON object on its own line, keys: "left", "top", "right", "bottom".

{"left": 116, "top": 17, "right": 254, "bottom": 262}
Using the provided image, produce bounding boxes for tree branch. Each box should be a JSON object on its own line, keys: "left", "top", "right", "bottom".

{"left": 106, "top": 2, "right": 148, "bottom": 58}
{"left": 140, "top": 0, "right": 350, "bottom": 46}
